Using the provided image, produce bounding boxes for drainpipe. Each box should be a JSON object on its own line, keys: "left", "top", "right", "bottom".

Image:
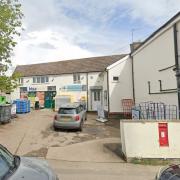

{"left": 173, "top": 23, "right": 180, "bottom": 118}
{"left": 107, "top": 69, "right": 110, "bottom": 117}
{"left": 86, "top": 72, "right": 89, "bottom": 111}
{"left": 131, "top": 55, "right": 135, "bottom": 103}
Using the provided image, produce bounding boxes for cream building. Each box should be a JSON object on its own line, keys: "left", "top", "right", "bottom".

{"left": 12, "top": 55, "right": 133, "bottom": 117}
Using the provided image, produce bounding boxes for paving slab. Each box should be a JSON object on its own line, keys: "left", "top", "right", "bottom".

{"left": 46, "top": 138, "right": 124, "bottom": 163}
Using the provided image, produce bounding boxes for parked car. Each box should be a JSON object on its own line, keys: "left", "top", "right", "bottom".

{"left": 156, "top": 164, "right": 180, "bottom": 179}
{"left": 0, "top": 144, "right": 59, "bottom": 180}
{"left": 53, "top": 102, "right": 87, "bottom": 131}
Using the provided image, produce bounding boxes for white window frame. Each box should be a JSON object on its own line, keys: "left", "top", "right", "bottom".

{"left": 33, "top": 76, "right": 49, "bottom": 84}
{"left": 19, "top": 78, "right": 24, "bottom": 84}
{"left": 73, "top": 74, "right": 81, "bottom": 84}
{"left": 113, "top": 76, "right": 119, "bottom": 82}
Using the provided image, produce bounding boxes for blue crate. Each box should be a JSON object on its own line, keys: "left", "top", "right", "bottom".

{"left": 14, "top": 99, "right": 31, "bottom": 113}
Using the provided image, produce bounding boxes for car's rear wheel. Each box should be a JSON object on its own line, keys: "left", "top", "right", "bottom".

{"left": 53, "top": 125, "right": 58, "bottom": 131}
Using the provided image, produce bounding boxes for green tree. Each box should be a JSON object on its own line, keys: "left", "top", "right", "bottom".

{"left": 0, "top": 0, "right": 23, "bottom": 93}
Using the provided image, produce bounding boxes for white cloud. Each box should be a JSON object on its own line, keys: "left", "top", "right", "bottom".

{"left": 11, "top": 0, "right": 180, "bottom": 69}
{"left": 13, "top": 30, "right": 94, "bottom": 65}
{"left": 116, "top": 0, "right": 180, "bottom": 27}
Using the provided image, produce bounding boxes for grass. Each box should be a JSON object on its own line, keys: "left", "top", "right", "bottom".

{"left": 130, "top": 158, "right": 173, "bottom": 166}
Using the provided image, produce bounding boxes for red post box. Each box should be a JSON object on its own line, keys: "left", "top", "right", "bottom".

{"left": 158, "top": 123, "right": 169, "bottom": 147}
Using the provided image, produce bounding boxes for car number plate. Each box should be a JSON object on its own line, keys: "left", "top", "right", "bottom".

{"left": 61, "top": 117, "right": 71, "bottom": 121}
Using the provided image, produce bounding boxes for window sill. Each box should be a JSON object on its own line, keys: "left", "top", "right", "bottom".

{"left": 32, "top": 82, "right": 50, "bottom": 85}
{"left": 112, "top": 81, "right": 119, "bottom": 83}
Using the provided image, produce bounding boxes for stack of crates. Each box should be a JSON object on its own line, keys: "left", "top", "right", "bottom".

{"left": 14, "top": 99, "right": 30, "bottom": 114}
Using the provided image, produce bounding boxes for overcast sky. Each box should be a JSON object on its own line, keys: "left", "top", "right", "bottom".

{"left": 12, "top": 0, "right": 180, "bottom": 66}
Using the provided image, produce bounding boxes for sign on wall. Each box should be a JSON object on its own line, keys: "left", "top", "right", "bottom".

{"left": 28, "top": 87, "right": 37, "bottom": 92}
{"left": 62, "top": 85, "right": 87, "bottom": 91}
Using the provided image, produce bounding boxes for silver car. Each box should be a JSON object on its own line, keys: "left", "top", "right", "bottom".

{"left": 0, "top": 144, "right": 59, "bottom": 180}
{"left": 53, "top": 102, "right": 87, "bottom": 131}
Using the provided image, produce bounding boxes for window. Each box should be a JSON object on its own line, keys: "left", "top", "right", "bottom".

{"left": 0, "top": 146, "right": 14, "bottom": 179}
{"left": 58, "top": 108, "right": 76, "bottom": 114}
{"left": 73, "top": 74, "right": 81, "bottom": 84}
{"left": 47, "top": 86, "right": 56, "bottom": 91}
{"left": 45, "top": 76, "right": 49, "bottom": 83}
{"left": 33, "top": 77, "right": 36, "bottom": 83}
{"left": 37, "top": 77, "right": 40, "bottom": 83}
{"left": 19, "top": 78, "right": 24, "bottom": 84}
{"left": 20, "top": 87, "right": 27, "bottom": 92}
{"left": 94, "top": 91, "right": 101, "bottom": 101}
{"left": 33, "top": 76, "right": 49, "bottom": 84}
{"left": 82, "top": 85, "right": 87, "bottom": 91}
{"left": 41, "top": 77, "right": 45, "bottom": 83}
{"left": 113, "top": 76, "right": 119, "bottom": 82}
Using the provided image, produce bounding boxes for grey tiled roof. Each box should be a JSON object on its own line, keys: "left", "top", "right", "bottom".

{"left": 14, "top": 54, "right": 127, "bottom": 77}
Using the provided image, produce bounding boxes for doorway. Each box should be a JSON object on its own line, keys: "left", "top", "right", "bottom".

{"left": 91, "top": 90, "right": 102, "bottom": 111}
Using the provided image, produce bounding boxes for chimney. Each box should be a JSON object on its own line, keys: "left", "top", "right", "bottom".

{"left": 130, "top": 42, "right": 142, "bottom": 53}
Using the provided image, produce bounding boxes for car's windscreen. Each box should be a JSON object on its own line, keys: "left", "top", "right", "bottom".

{"left": 0, "top": 146, "right": 14, "bottom": 179}
{"left": 58, "top": 108, "right": 76, "bottom": 114}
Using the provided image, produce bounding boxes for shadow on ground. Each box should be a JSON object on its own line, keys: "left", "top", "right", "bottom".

{"left": 103, "top": 143, "right": 125, "bottom": 162}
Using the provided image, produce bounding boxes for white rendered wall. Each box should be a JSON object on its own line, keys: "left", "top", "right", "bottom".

{"left": 133, "top": 27, "right": 178, "bottom": 107}
{"left": 108, "top": 57, "right": 133, "bottom": 112}
{"left": 121, "top": 120, "right": 180, "bottom": 159}
{"left": 11, "top": 72, "right": 104, "bottom": 111}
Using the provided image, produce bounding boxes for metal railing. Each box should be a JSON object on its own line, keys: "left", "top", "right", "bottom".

{"left": 132, "top": 102, "right": 177, "bottom": 120}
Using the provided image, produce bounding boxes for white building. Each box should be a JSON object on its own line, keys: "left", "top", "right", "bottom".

{"left": 12, "top": 55, "right": 133, "bottom": 117}
{"left": 131, "top": 12, "right": 180, "bottom": 117}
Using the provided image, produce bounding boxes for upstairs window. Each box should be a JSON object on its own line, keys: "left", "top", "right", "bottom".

{"left": 73, "top": 74, "right": 81, "bottom": 84}
{"left": 19, "top": 78, "right": 24, "bottom": 84}
{"left": 33, "top": 76, "right": 49, "bottom": 84}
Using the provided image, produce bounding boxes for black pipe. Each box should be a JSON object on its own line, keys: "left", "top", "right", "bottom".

{"left": 159, "top": 80, "right": 162, "bottom": 91}
{"left": 159, "top": 80, "right": 176, "bottom": 92}
{"left": 86, "top": 72, "right": 89, "bottom": 111}
{"left": 148, "top": 81, "right": 176, "bottom": 94}
{"left": 107, "top": 70, "right": 110, "bottom": 116}
{"left": 173, "top": 24, "right": 180, "bottom": 118}
{"left": 131, "top": 56, "right": 136, "bottom": 103}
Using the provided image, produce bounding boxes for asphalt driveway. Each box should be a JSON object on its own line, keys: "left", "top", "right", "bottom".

{"left": 0, "top": 109, "right": 120, "bottom": 157}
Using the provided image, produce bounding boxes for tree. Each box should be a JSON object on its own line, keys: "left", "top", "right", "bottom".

{"left": 0, "top": 0, "right": 23, "bottom": 93}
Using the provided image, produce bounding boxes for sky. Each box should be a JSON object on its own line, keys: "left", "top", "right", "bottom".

{"left": 12, "top": 0, "right": 180, "bottom": 67}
